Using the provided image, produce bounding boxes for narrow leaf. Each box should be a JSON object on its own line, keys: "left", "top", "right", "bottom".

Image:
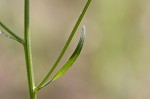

{"left": 35, "top": 0, "right": 92, "bottom": 91}
{"left": 36, "top": 26, "right": 86, "bottom": 90}
{"left": 52, "top": 26, "right": 86, "bottom": 81}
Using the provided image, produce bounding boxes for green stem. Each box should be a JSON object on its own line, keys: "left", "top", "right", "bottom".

{"left": 34, "top": 0, "right": 92, "bottom": 91}
{"left": 0, "top": 21, "right": 24, "bottom": 44}
{"left": 24, "top": 0, "right": 36, "bottom": 99}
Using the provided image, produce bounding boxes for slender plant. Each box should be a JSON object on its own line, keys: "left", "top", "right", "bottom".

{"left": 0, "top": 0, "right": 92, "bottom": 99}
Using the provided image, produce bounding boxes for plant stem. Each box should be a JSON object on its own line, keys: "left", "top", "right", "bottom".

{"left": 24, "top": 0, "right": 36, "bottom": 99}
{"left": 35, "top": 0, "right": 92, "bottom": 91}
{"left": 0, "top": 21, "right": 24, "bottom": 44}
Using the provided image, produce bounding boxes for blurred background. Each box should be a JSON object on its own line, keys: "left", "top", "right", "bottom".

{"left": 0, "top": 0, "right": 150, "bottom": 99}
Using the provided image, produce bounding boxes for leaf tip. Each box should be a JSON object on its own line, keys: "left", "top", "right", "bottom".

{"left": 82, "top": 25, "right": 86, "bottom": 35}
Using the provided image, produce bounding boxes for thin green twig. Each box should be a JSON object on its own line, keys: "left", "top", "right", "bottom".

{"left": 0, "top": 21, "right": 24, "bottom": 44}
{"left": 37, "top": 26, "right": 86, "bottom": 91}
{"left": 34, "top": 0, "right": 92, "bottom": 92}
{"left": 24, "top": 0, "right": 35, "bottom": 99}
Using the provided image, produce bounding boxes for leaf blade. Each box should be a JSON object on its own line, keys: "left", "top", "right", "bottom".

{"left": 52, "top": 26, "right": 86, "bottom": 81}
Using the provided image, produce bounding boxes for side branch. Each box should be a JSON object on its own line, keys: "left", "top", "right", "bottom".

{"left": 34, "top": 0, "right": 92, "bottom": 91}
{"left": 0, "top": 21, "right": 24, "bottom": 44}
